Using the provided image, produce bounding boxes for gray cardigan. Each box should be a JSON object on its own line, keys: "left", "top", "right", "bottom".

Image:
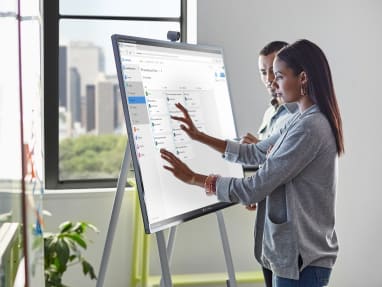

{"left": 216, "top": 105, "right": 338, "bottom": 280}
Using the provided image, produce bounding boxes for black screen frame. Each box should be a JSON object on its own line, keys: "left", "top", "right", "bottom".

{"left": 112, "top": 34, "right": 239, "bottom": 234}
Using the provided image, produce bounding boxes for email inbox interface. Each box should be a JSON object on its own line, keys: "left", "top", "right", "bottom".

{"left": 118, "top": 42, "right": 241, "bottom": 229}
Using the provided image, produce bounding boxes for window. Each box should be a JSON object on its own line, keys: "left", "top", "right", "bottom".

{"left": 1, "top": 0, "right": 45, "bottom": 286}
{"left": 45, "top": 0, "right": 187, "bottom": 189}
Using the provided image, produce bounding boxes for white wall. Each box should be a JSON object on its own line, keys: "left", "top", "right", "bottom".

{"left": 198, "top": 0, "right": 382, "bottom": 286}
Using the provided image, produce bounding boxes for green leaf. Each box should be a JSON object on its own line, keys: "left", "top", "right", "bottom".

{"left": 68, "top": 255, "right": 77, "bottom": 262}
{"left": 85, "top": 223, "right": 99, "bottom": 233}
{"left": 56, "top": 239, "right": 70, "bottom": 269}
{"left": 47, "top": 238, "right": 59, "bottom": 253}
{"left": 82, "top": 260, "right": 97, "bottom": 280}
{"left": 72, "top": 222, "right": 84, "bottom": 233}
{"left": 82, "top": 260, "right": 90, "bottom": 275}
{"left": 64, "top": 233, "right": 87, "bottom": 249}
{"left": 47, "top": 264, "right": 58, "bottom": 273}
{"left": 59, "top": 221, "right": 73, "bottom": 233}
{"left": 63, "top": 237, "right": 77, "bottom": 251}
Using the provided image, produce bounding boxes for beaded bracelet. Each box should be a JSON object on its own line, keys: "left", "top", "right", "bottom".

{"left": 204, "top": 174, "right": 218, "bottom": 195}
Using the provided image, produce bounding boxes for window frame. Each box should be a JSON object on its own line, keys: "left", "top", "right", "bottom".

{"left": 44, "top": 0, "right": 187, "bottom": 189}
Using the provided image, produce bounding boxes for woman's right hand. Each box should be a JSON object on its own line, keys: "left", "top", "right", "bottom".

{"left": 171, "top": 103, "right": 227, "bottom": 154}
{"left": 171, "top": 102, "right": 201, "bottom": 140}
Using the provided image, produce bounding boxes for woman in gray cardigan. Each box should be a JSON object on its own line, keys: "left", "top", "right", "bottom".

{"left": 160, "top": 39, "right": 344, "bottom": 287}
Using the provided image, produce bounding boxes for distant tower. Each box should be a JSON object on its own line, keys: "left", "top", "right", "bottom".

{"left": 67, "top": 41, "right": 104, "bottom": 97}
{"left": 96, "top": 81, "right": 114, "bottom": 134}
{"left": 59, "top": 46, "right": 67, "bottom": 108}
{"left": 66, "top": 42, "right": 105, "bottom": 132}
{"left": 69, "top": 67, "right": 81, "bottom": 125}
{"left": 85, "top": 84, "right": 96, "bottom": 132}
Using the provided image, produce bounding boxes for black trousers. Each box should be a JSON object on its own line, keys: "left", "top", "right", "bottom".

{"left": 262, "top": 267, "right": 273, "bottom": 287}
{"left": 262, "top": 255, "right": 303, "bottom": 286}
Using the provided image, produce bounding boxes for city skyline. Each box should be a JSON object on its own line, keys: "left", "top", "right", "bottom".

{"left": 59, "top": 41, "right": 124, "bottom": 139}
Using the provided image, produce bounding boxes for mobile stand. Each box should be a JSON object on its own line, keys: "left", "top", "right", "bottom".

{"left": 96, "top": 144, "right": 238, "bottom": 287}
{"left": 155, "top": 210, "right": 237, "bottom": 287}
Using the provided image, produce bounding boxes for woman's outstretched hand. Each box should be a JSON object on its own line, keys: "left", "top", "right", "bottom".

{"left": 160, "top": 148, "right": 197, "bottom": 185}
{"left": 171, "top": 103, "right": 201, "bottom": 140}
{"left": 170, "top": 102, "right": 227, "bottom": 154}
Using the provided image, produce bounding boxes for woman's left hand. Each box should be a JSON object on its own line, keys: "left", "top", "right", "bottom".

{"left": 160, "top": 148, "right": 196, "bottom": 185}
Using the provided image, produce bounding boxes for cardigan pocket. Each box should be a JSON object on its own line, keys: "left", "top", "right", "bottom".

{"left": 262, "top": 214, "right": 297, "bottom": 268}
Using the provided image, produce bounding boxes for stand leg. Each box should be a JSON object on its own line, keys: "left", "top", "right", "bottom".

{"left": 96, "top": 146, "right": 131, "bottom": 287}
{"left": 166, "top": 226, "right": 177, "bottom": 262}
{"left": 156, "top": 230, "right": 173, "bottom": 287}
{"left": 216, "top": 210, "right": 237, "bottom": 287}
{"left": 141, "top": 233, "right": 150, "bottom": 287}
{"left": 159, "top": 226, "right": 176, "bottom": 287}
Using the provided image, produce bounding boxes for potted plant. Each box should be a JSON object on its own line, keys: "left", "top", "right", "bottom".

{"left": 43, "top": 221, "right": 99, "bottom": 287}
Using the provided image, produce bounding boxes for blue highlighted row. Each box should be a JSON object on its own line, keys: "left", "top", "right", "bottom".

{"left": 215, "top": 72, "right": 225, "bottom": 78}
{"left": 128, "top": 96, "right": 146, "bottom": 104}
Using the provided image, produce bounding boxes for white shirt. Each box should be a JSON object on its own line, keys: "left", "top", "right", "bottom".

{"left": 257, "top": 102, "right": 298, "bottom": 140}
